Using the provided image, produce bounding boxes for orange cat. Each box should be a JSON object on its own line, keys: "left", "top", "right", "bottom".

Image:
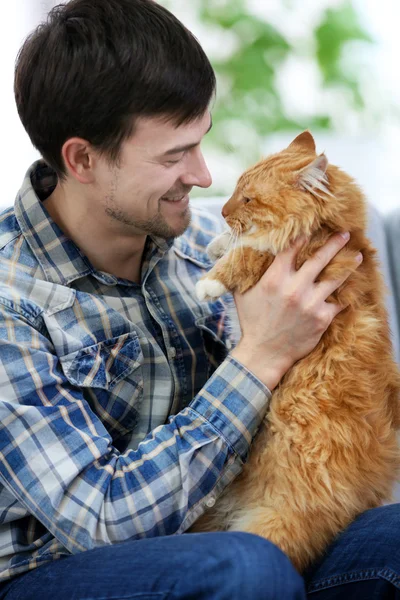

{"left": 192, "top": 131, "right": 400, "bottom": 572}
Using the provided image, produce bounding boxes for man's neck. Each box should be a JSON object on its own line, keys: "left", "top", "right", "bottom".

{"left": 44, "top": 182, "right": 147, "bottom": 284}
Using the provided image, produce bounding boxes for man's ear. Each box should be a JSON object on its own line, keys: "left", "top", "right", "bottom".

{"left": 297, "top": 154, "right": 333, "bottom": 198}
{"left": 61, "top": 138, "right": 96, "bottom": 184}
{"left": 288, "top": 131, "right": 316, "bottom": 154}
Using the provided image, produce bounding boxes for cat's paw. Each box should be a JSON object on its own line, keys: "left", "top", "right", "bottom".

{"left": 196, "top": 278, "right": 228, "bottom": 301}
{"left": 207, "top": 230, "right": 232, "bottom": 261}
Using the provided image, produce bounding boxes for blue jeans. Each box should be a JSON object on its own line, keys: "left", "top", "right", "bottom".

{"left": 1, "top": 504, "right": 399, "bottom": 599}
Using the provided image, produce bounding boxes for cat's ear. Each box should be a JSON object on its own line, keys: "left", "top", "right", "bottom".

{"left": 288, "top": 131, "right": 316, "bottom": 154}
{"left": 297, "top": 154, "right": 333, "bottom": 198}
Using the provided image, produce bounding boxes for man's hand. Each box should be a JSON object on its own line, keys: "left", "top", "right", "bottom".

{"left": 230, "top": 232, "right": 363, "bottom": 390}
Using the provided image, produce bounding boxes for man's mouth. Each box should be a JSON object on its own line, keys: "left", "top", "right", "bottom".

{"left": 160, "top": 194, "right": 190, "bottom": 207}
{"left": 161, "top": 195, "right": 186, "bottom": 202}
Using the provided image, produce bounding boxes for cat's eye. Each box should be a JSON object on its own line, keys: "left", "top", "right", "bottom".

{"left": 243, "top": 197, "right": 252, "bottom": 204}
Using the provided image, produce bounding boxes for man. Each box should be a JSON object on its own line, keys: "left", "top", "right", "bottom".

{"left": 0, "top": 0, "right": 398, "bottom": 598}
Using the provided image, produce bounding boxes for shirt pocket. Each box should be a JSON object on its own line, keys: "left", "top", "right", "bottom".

{"left": 58, "top": 332, "right": 145, "bottom": 446}
{"left": 195, "top": 311, "right": 232, "bottom": 377}
{"left": 59, "top": 332, "right": 143, "bottom": 391}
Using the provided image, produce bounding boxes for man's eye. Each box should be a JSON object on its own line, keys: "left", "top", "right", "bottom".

{"left": 166, "top": 155, "right": 184, "bottom": 165}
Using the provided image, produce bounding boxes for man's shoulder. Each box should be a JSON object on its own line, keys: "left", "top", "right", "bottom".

{"left": 0, "top": 206, "right": 21, "bottom": 250}
{"left": 0, "top": 205, "right": 55, "bottom": 321}
{"left": 173, "top": 205, "right": 225, "bottom": 266}
{"left": 0, "top": 205, "right": 43, "bottom": 276}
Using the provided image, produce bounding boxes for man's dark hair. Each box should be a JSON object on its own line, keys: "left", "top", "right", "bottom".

{"left": 14, "top": 0, "right": 216, "bottom": 179}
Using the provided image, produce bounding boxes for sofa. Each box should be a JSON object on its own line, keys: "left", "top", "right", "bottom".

{"left": 194, "top": 197, "right": 400, "bottom": 366}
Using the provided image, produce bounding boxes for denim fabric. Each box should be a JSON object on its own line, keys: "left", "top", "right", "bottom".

{"left": 304, "top": 503, "right": 400, "bottom": 598}
{"left": 0, "top": 532, "right": 305, "bottom": 600}
{"left": 1, "top": 504, "right": 400, "bottom": 599}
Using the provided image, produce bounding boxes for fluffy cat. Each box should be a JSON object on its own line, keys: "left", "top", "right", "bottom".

{"left": 191, "top": 131, "right": 400, "bottom": 572}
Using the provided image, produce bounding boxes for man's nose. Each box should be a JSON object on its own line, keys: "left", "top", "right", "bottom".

{"left": 180, "top": 150, "right": 212, "bottom": 189}
{"left": 197, "top": 165, "right": 212, "bottom": 189}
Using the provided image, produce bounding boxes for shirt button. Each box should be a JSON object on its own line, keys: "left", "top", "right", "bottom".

{"left": 168, "top": 347, "right": 177, "bottom": 359}
{"left": 205, "top": 496, "right": 216, "bottom": 508}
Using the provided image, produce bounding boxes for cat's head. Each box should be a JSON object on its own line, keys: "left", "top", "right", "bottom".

{"left": 221, "top": 131, "right": 365, "bottom": 254}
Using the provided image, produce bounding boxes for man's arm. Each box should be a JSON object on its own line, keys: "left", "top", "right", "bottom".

{"left": 0, "top": 304, "right": 270, "bottom": 554}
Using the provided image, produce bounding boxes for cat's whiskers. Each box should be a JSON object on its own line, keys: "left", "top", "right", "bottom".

{"left": 226, "top": 230, "right": 237, "bottom": 252}
{"left": 239, "top": 232, "right": 245, "bottom": 272}
{"left": 228, "top": 232, "right": 237, "bottom": 283}
{"left": 232, "top": 230, "right": 246, "bottom": 279}
{"left": 228, "top": 231, "right": 239, "bottom": 284}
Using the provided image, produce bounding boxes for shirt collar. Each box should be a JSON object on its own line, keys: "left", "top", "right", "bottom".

{"left": 15, "top": 160, "right": 174, "bottom": 287}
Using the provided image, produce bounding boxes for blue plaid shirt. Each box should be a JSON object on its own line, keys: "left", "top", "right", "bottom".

{"left": 0, "top": 161, "right": 271, "bottom": 581}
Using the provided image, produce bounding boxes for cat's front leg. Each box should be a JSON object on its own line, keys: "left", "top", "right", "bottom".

{"left": 207, "top": 229, "right": 232, "bottom": 261}
{"left": 195, "top": 232, "right": 237, "bottom": 302}
{"left": 196, "top": 245, "right": 273, "bottom": 302}
{"left": 195, "top": 262, "right": 229, "bottom": 302}
{"left": 196, "top": 242, "right": 250, "bottom": 301}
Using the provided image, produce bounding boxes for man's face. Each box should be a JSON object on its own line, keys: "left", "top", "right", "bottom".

{"left": 93, "top": 111, "right": 213, "bottom": 239}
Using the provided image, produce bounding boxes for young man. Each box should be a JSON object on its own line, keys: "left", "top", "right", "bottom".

{"left": 0, "top": 0, "right": 398, "bottom": 598}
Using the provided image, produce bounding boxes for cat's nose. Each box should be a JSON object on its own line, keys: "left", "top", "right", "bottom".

{"left": 221, "top": 205, "right": 228, "bottom": 218}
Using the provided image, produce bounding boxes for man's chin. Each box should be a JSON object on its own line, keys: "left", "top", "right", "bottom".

{"left": 169, "top": 207, "right": 192, "bottom": 238}
{"left": 152, "top": 206, "right": 192, "bottom": 240}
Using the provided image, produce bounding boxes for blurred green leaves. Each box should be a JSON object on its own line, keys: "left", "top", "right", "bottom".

{"left": 160, "top": 0, "right": 374, "bottom": 193}
{"left": 200, "top": 0, "right": 294, "bottom": 148}
{"left": 316, "top": 2, "right": 373, "bottom": 108}
{"left": 201, "top": 1, "right": 372, "bottom": 171}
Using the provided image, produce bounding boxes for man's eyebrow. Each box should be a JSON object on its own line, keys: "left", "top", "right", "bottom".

{"left": 161, "top": 117, "right": 213, "bottom": 156}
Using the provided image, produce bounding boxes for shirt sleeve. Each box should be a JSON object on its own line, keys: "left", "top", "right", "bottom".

{"left": 0, "top": 304, "right": 271, "bottom": 554}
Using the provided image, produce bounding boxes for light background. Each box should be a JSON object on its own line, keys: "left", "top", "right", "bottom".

{"left": 0, "top": 0, "right": 399, "bottom": 213}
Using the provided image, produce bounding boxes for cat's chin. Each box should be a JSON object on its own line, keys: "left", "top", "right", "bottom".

{"left": 239, "top": 227, "right": 304, "bottom": 256}
{"left": 239, "top": 233, "right": 278, "bottom": 255}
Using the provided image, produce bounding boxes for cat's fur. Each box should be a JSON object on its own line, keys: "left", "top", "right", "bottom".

{"left": 191, "top": 131, "right": 400, "bottom": 572}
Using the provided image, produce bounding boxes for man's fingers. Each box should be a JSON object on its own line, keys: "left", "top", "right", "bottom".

{"left": 299, "top": 232, "right": 350, "bottom": 282}
{"left": 325, "top": 300, "right": 349, "bottom": 325}
{"left": 276, "top": 235, "right": 307, "bottom": 271}
{"left": 315, "top": 252, "right": 363, "bottom": 301}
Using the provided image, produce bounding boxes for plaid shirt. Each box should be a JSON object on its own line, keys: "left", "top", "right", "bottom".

{"left": 0, "top": 161, "right": 270, "bottom": 582}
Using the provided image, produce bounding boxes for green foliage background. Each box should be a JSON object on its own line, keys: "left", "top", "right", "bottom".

{"left": 160, "top": 0, "right": 373, "bottom": 194}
